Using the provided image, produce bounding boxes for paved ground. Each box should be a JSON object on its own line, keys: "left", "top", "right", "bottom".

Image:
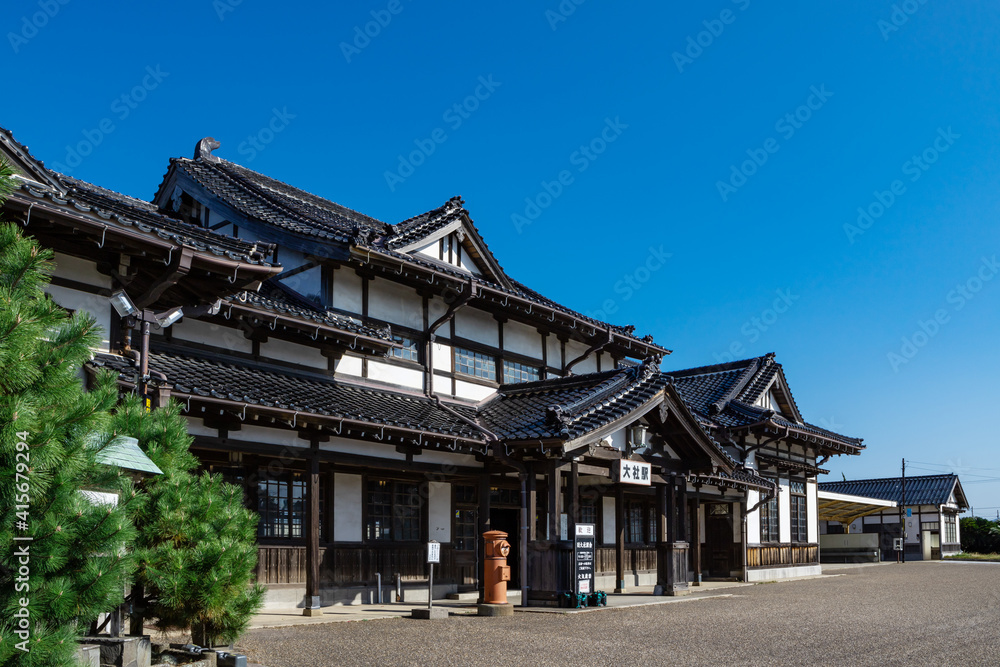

{"left": 237, "top": 562, "right": 1000, "bottom": 667}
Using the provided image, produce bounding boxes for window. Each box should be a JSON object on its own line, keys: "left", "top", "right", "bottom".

{"left": 579, "top": 496, "right": 598, "bottom": 528}
{"left": 760, "top": 483, "right": 779, "bottom": 542}
{"left": 391, "top": 335, "right": 420, "bottom": 362}
{"left": 502, "top": 360, "right": 540, "bottom": 384}
{"left": 454, "top": 485, "right": 478, "bottom": 551}
{"left": 366, "top": 480, "right": 422, "bottom": 542}
{"left": 258, "top": 472, "right": 324, "bottom": 540}
{"left": 944, "top": 515, "right": 958, "bottom": 544}
{"left": 790, "top": 480, "right": 807, "bottom": 543}
{"left": 627, "top": 500, "right": 655, "bottom": 544}
{"left": 455, "top": 347, "right": 496, "bottom": 381}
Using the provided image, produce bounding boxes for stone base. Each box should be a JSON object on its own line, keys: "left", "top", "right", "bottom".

{"left": 411, "top": 607, "right": 449, "bottom": 619}
{"left": 302, "top": 607, "right": 324, "bottom": 617}
{"left": 80, "top": 636, "right": 151, "bottom": 667}
{"left": 477, "top": 603, "right": 514, "bottom": 617}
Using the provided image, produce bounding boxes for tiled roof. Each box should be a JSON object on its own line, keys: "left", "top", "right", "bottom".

{"left": 166, "top": 153, "right": 666, "bottom": 355}
{"left": 224, "top": 280, "right": 393, "bottom": 341}
{"left": 480, "top": 361, "right": 667, "bottom": 442}
{"left": 667, "top": 354, "right": 863, "bottom": 452}
{"left": 691, "top": 467, "right": 774, "bottom": 493}
{"left": 819, "top": 475, "right": 967, "bottom": 508}
{"left": 170, "top": 157, "right": 389, "bottom": 243}
{"left": 89, "top": 352, "right": 483, "bottom": 442}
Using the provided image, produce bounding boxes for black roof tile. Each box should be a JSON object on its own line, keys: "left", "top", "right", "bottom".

{"left": 820, "top": 474, "right": 967, "bottom": 508}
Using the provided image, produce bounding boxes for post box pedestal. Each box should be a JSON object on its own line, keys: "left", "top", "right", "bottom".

{"left": 477, "top": 602, "right": 514, "bottom": 617}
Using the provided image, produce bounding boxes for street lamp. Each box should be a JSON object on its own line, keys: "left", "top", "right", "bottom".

{"left": 109, "top": 292, "right": 189, "bottom": 410}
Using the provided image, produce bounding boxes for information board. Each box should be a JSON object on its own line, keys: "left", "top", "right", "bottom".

{"left": 575, "top": 523, "right": 596, "bottom": 595}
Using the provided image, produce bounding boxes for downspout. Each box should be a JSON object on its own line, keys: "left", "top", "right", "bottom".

{"left": 564, "top": 327, "right": 613, "bottom": 374}
{"left": 424, "top": 277, "right": 476, "bottom": 398}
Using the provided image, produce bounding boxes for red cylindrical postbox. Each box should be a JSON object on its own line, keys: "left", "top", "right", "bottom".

{"left": 483, "top": 530, "right": 511, "bottom": 604}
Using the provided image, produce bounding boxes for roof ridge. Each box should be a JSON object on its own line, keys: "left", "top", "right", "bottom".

{"left": 215, "top": 157, "right": 388, "bottom": 229}
{"left": 548, "top": 361, "right": 660, "bottom": 428}
{"left": 709, "top": 357, "right": 764, "bottom": 415}
{"left": 667, "top": 354, "right": 768, "bottom": 378}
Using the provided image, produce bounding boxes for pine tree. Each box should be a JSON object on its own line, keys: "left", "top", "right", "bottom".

{"left": 0, "top": 162, "right": 137, "bottom": 665}
{"left": 111, "top": 396, "right": 265, "bottom": 647}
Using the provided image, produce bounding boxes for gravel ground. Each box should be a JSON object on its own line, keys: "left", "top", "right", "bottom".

{"left": 238, "top": 562, "right": 1000, "bottom": 667}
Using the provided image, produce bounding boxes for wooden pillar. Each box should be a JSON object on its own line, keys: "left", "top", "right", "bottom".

{"left": 547, "top": 460, "right": 562, "bottom": 541}
{"left": 477, "top": 472, "right": 491, "bottom": 603}
{"left": 679, "top": 481, "right": 689, "bottom": 543}
{"left": 303, "top": 450, "right": 322, "bottom": 616}
{"left": 693, "top": 484, "right": 702, "bottom": 586}
{"left": 656, "top": 482, "right": 669, "bottom": 594}
{"left": 527, "top": 467, "right": 537, "bottom": 541}
{"left": 665, "top": 475, "right": 677, "bottom": 591}
{"left": 615, "top": 483, "right": 626, "bottom": 593}
{"left": 569, "top": 461, "right": 580, "bottom": 534}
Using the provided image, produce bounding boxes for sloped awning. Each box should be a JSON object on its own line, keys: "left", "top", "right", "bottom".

{"left": 817, "top": 489, "right": 895, "bottom": 528}
{"left": 94, "top": 436, "right": 163, "bottom": 475}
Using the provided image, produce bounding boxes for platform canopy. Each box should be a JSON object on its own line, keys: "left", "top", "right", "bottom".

{"left": 817, "top": 489, "right": 896, "bottom": 530}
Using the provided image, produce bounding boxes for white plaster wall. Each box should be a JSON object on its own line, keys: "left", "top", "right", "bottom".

{"left": 416, "top": 450, "right": 480, "bottom": 467}
{"left": 172, "top": 318, "right": 253, "bottom": 354}
{"left": 45, "top": 285, "right": 111, "bottom": 351}
{"left": 454, "top": 308, "right": 498, "bottom": 347}
{"left": 335, "top": 355, "right": 363, "bottom": 377}
{"left": 503, "top": 320, "right": 543, "bottom": 360}
{"left": 184, "top": 417, "right": 216, "bottom": 436}
{"left": 228, "top": 424, "right": 307, "bottom": 447}
{"left": 428, "top": 482, "right": 452, "bottom": 543}
{"left": 53, "top": 252, "right": 111, "bottom": 288}
{"left": 432, "top": 373, "right": 452, "bottom": 395}
{"left": 546, "top": 335, "right": 561, "bottom": 370}
{"left": 428, "top": 296, "right": 448, "bottom": 325}
{"left": 807, "top": 480, "right": 818, "bottom": 543}
{"left": 746, "top": 489, "right": 761, "bottom": 545}
{"left": 458, "top": 251, "right": 482, "bottom": 276}
{"left": 414, "top": 240, "right": 438, "bottom": 260}
{"left": 260, "top": 339, "right": 327, "bottom": 369}
{"left": 565, "top": 339, "right": 597, "bottom": 374}
{"left": 432, "top": 342, "right": 452, "bottom": 372}
{"left": 366, "top": 360, "right": 424, "bottom": 390}
{"left": 368, "top": 277, "right": 423, "bottom": 329}
{"left": 321, "top": 437, "right": 406, "bottom": 460}
{"left": 607, "top": 429, "right": 626, "bottom": 452}
{"left": 602, "top": 496, "right": 616, "bottom": 545}
{"left": 280, "top": 265, "right": 322, "bottom": 305}
{"left": 332, "top": 267, "right": 363, "bottom": 315}
{"left": 334, "top": 473, "right": 362, "bottom": 542}
{"left": 778, "top": 479, "right": 791, "bottom": 543}
{"left": 454, "top": 379, "right": 496, "bottom": 401}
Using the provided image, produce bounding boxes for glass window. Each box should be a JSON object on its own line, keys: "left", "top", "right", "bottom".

{"left": 502, "top": 360, "right": 540, "bottom": 384}
{"left": 366, "top": 479, "right": 422, "bottom": 542}
{"left": 258, "top": 472, "right": 322, "bottom": 540}
{"left": 454, "top": 508, "right": 477, "bottom": 550}
{"left": 760, "top": 484, "right": 779, "bottom": 543}
{"left": 627, "top": 501, "right": 649, "bottom": 544}
{"left": 455, "top": 347, "right": 496, "bottom": 381}
{"left": 391, "top": 335, "right": 420, "bottom": 362}
{"left": 944, "top": 515, "right": 958, "bottom": 543}
{"left": 790, "top": 496, "right": 807, "bottom": 542}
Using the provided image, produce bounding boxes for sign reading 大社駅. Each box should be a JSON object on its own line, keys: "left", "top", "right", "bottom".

{"left": 618, "top": 459, "right": 651, "bottom": 485}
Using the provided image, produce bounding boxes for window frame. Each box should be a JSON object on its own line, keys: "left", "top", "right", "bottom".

{"left": 453, "top": 346, "right": 497, "bottom": 382}
{"left": 365, "top": 478, "right": 423, "bottom": 543}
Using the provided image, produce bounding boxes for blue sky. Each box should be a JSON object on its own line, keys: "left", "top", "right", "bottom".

{"left": 6, "top": 1, "right": 1000, "bottom": 514}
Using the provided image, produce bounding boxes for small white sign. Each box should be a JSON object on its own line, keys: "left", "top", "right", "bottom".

{"left": 618, "top": 459, "right": 652, "bottom": 486}
{"left": 427, "top": 541, "right": 440, "bottom": 563}
{"left": 576, "top": 524, "right": 595, "bottom": 537}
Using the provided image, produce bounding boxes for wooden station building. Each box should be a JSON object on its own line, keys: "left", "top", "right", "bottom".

{"left": 1, "top": 127, "right": 866, "bottom": 608}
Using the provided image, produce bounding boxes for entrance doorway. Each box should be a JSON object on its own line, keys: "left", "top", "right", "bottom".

{"left": 490, "top": 508, "right": 520, "bottom": 587}
{"left": 706, "top": 503, "right": 733, "bottom": 578}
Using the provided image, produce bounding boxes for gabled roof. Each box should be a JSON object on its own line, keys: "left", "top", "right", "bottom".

{"left": 157, "top": 143, "right": 666, "bottom": 357}
{"left": 819, "top": 474, "right": 968, "bottom": 509}
{"left": 0, "top": 127, "right": 63, "bottom": 190}
{"left": 481, "top": 361, "right": 667, "bottom": 442}
{"left": 667, "top": 354, "right": 863, "bottom": 455}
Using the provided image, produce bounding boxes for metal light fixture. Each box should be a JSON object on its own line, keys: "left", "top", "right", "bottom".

{"left": 154, "top": 306, "right": 184, "bottom": 329}
{"left": 110, "top": 290, "right": 139, "bottom": 318}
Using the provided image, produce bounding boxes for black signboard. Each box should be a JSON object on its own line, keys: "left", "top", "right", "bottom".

{"left": 575, "top": 523, "right": 596, "bottom": 595}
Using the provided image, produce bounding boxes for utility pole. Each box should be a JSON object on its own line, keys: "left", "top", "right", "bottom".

{"left": 900, "top": 458, "right": 906, "bottom": 564}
